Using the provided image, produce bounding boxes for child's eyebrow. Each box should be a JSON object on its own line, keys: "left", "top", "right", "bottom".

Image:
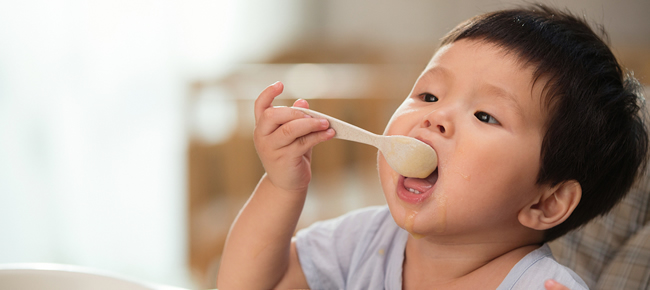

{"left": 421, "top": 66, "right": 452, "bottom": 81}
{"left": 481, "top": 84, "right": 525, "bottom": 118}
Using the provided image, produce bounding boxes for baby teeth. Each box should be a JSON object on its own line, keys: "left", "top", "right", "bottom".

{"left": 407, "top": 188, "right": 422, "bottom": 194}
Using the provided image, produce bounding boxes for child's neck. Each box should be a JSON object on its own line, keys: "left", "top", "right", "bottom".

{"left": 402, "top": 236, "right": 542, "bottom": 289}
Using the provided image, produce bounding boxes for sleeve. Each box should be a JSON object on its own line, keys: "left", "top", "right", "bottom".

{"left": 499, "top": 244, "right": 590, "bottom": 290}
{"left": 511, "top": 258, "right": 589, "bottom": 290}
{"left": 294, "top": 206, "right": 387, "bottom": 290}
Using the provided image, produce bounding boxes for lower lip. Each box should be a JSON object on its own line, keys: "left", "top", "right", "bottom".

{"left": 396, "top": 175, "right": 434, "bottom": 204}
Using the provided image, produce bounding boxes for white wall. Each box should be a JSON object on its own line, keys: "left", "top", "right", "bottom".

{"left": 0, "top": 0, "right": 301, "bottom": 288}
{"left": 320, "top": 0, "right": 650, "bottom": 63}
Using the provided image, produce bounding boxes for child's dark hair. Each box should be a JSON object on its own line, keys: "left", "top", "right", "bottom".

{"left": 440, "top": 4, "right": 648, "bottom": 241}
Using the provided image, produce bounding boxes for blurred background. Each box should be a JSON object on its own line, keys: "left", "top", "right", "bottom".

{"left": 0, "top": 0, "right": 648, "bottom": 288}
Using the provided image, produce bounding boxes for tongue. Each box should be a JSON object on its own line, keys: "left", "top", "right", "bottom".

{"left": 403, "top": 170, "right": 438, "bottom": 193}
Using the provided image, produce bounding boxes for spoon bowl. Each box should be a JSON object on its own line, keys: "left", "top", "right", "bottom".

{"left": 292, "top": 107, "right": 438, "bottom": 178}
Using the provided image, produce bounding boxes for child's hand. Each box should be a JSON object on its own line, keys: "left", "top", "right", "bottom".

{"left": 253, "top": 82, "right": 335, "bottom": 194}
{"left": 545, "top": 279, "right": 571, "bottom": 290}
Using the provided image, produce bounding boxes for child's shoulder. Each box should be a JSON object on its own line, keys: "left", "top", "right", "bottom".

{"left": 327, "top": 205, "right": 393, "bottom": 223}
{"left": 498, "top": 244, "right": 589, "bottom": 290}
{"left": 297, "top": 205, "right": 401, "bottom": 245}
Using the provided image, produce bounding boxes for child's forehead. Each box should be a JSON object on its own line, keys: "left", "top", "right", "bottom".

{"left": 426, "top": 39, "right": 530, "bottom": 70}
{"left": 420, "top": 39, "right": 552, "bottom": 117}
{"left": 428, "top": 40, "right": 549, "bottom": 90}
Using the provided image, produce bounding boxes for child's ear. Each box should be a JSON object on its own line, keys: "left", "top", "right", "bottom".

{"left": 518, "top": 180, "right": 582, "bottom": 231}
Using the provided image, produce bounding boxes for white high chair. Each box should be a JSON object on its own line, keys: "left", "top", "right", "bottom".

{"left": 0, "top": 263, "right": 190, "bottom": 290}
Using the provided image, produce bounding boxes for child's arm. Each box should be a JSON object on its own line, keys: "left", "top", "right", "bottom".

{"left": 216, "top": 82, "right": 335, "bottom": 289}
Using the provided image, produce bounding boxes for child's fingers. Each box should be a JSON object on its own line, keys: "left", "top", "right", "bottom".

{"left": 289, "top": 128, "right": 335, "bottom": 152}
{"left": 544, "top": 279, "right": 571, "bottom": 290}
{"left": 256, "top": 106, "right": 314, "bottom": 137}
{"left": 292, "top": 98, "right": 309, "bottom": 109}
{"left": 265, "top": 117, "right": 331, "bottom": 149}
{"left": 254, "top": 81, "right": 284, "bottom": 122}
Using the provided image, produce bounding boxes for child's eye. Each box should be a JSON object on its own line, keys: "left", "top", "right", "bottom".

{"left": 474, "top": 111, "right": 500, "bottom": 125}
{"left": 420, "top": 93, "right": 439, "bottom": 102}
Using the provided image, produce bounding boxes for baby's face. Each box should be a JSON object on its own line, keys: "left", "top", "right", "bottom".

{"left": 379, "top": 39, "right": 549, "bottom": 241}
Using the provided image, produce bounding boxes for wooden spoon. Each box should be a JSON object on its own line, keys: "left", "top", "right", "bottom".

{"left": 292, "top": 107, "right": 438, "bottom": 178}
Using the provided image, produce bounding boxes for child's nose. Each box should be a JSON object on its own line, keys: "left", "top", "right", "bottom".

{"left": 422, "top": 110, "right": 454, "bottom": 136}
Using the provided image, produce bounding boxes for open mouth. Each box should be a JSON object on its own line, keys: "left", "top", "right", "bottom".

{"left": 397, "top": 168, "right": 439, "bottom": 204}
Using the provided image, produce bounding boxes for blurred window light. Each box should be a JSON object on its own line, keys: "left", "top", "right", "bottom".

{"left": 190, "top": 87, "right": 238, "bottom": 144}
{"left": 0, "top": 0, "right": 303, "bottom": 288}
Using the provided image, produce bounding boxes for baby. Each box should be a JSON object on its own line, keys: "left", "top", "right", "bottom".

{"left": 217, "top": 4, "right": 648, "bottom": 290}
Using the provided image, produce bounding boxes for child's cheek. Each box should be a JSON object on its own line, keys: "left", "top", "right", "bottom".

{"left": 431, "top": 192, "right": 448, "bottom": 233}
{"left": 449, "top": 145, "right": 473, "bottom": 182}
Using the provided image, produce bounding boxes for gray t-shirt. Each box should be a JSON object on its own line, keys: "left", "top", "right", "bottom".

{"left": 295, "top": 206, "right": 588, "bottom": 290}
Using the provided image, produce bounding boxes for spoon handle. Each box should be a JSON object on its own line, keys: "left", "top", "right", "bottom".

{"left": 291, "top": 107, "right": 380, "bottom": 148}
